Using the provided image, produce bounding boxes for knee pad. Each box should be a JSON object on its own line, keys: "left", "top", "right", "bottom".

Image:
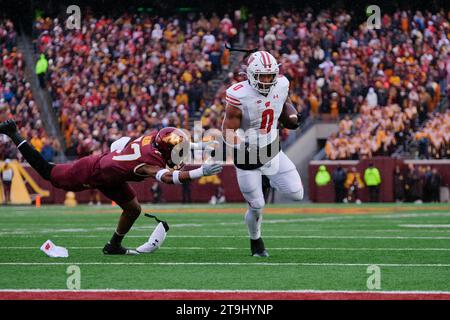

{"left": 248, "top": 197, "right": 265, "bottom": 210}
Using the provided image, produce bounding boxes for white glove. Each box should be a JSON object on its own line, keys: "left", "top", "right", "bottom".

{"left": 202, "top": 163, "right": 223, "bottom": 176}
{"left": 190, "top": 140, "right": 219, "bottom": 151}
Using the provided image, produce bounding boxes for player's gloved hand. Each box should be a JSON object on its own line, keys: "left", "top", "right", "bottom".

{"left": 201, "top": 163, "right": 223, "bottom": 176}
{"left": 190, "top": 140, "right": 219, "bottom": 151}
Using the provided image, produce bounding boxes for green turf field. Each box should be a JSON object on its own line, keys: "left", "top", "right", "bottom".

{"left": 0, "top": 203, "right": 449, "bottom": 292}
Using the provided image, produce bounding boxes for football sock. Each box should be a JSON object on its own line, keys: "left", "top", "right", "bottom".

{"left": 245, "top": 207, "right": 263, "bottom": 240}
{"left": 16, "top": 139, "right": 54, "bottom": 181}
{"left": 110, "top": 231, "right": 125, "bottom": 245}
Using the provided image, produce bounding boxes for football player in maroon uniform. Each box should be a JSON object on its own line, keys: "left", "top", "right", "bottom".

{"left": 0, "top": 119, "right": 222, "bottom": 255}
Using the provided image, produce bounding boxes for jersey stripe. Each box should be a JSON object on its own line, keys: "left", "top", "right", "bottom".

{"left": 226, "top": 95, "right": 241, "bottom": 104}
{"left": 226, "top": 99, "right": 242, "bottom": 107}
{"left": 226, "top": 93, "right": 240, "bottom": 100}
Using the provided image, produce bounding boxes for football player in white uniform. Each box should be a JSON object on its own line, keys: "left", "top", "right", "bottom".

{"left": 221, "top": 50, "right": 303, "bottom": 257}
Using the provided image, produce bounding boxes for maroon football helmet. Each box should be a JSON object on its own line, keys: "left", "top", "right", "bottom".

{"left": 154, "top": 127, "right": 190, "bottom": 168}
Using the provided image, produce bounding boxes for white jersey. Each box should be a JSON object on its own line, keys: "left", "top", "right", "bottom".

{"left": 225, "top": 76, "right": 289, "bottom": 147}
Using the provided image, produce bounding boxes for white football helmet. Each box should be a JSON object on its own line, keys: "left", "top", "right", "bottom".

{"left": 246, "top": 51, "right": 279, "bottom": 94}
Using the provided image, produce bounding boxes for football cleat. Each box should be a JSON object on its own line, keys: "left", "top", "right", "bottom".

{"left": 250, "top": 238, "right": 269, "bottom": 257}
{"left": 102, "top": 242, "right": 139, "bottom": 255}
{"left": 0, "top": 119, "right": 18, "bottom": 136}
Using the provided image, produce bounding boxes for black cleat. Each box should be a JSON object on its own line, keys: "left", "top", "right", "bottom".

{"left": 250, "top": 238, "right": 269, "bottom": 257}
{"left": 102, "top": 242, "right": 139, "bottom": 255}
{"left": 0, "top": 119, "right": 17, "bottom": 136}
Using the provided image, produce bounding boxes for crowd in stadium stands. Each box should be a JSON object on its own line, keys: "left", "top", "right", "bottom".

{"left": 0, "top": 19, "right": 60, "bottom": 161}
{"left": 2, "top": 8, "right": 449, "bottom": 161}
{"left": 205, "top": 9, "right": 448, "bottom": 158}
{"left": 414, "top": 110, "right": 450, "bottom": 159}
{"left": 300, "top": 8, "right": 448, "bottom": 159}
{"left": 325, "top": 104, "right": 416, "bottom": 159}
{"left": 34, "top": 12, "right": 236, "bottom": 158}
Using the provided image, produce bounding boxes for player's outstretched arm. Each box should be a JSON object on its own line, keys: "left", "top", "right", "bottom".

{"left": 280, "top": 97, "right": 301, "bottom": 130}
{"left": 136, "top": 164, "right": 223, "bottom": 185}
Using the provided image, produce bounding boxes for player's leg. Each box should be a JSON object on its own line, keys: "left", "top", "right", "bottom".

{"left": 100, "top": 184, "right": 140, "bottom": 255}
{"left": 236, "top": 167, "right": 269, "bottom": 257}
{"left": 0, "top": 120, "right": 54, "bottom": 180}
{"left": 264, "top": 151, "right": 304, "bottom": 201}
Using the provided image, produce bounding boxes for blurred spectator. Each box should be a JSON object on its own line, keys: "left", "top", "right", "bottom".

{"left": 88, "top": 189, "right": 102, "bottom": 206}
{"left": 40, "top": 137, "right": 56, "bottom": 162}
{"left": 393, "top": 165, "right": 406, "bottom": 202}
{"left": 151, "top": 182, "right": 163, "bottom": 204}
{"left": 332, "top": 166, "right": 346, "bottom": 203}
{"left": 182, "top": 181, "right": 192, "bottom": 204}
{"left": 344, "top": 167, "right": 364, "bottom": 203}
{"left": 430, "top": 168, "right": 442, "bottom": 202}
{"left": 35, "top": 53, "right": 48, "bottom": 88}
{"left": 422, "top": 166, "right": 433, "bottom": 202}
{"left": 315, "top": 165, "right": 331, "bottom": 186}
{"left": 364, "top": 163, "right": 382, "bottom": 202}
{"left": 209, "top": 185, "right": 226, "bottom": 204}
{"left": 1, "top": 159, "right": 13, "bottom": 204}
{"left": 405, "top": 164, "right": 423, "bottom": 203}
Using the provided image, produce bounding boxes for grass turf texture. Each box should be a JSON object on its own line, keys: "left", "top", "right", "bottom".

{"left": 0, "top": 203, "right": 449, "bottom": 292}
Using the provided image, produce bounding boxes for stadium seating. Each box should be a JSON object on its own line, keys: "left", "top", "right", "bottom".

{"left": 414, "top": 110, "right": 450, "bottom": 159}
{"left": 0, "top": 19, "right": 49, "bottom": 161}
{"left": 3, "top": 8, "right": 449, "bottom": 161}
{"left": 34, "top": 13, "right": 236, "bottom": 158}
{"left": 203, "top": 9, "right": 448, "bottom": 158}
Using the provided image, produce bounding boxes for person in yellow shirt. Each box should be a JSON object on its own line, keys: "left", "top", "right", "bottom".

{"left": 175, "top": 87, "right": 188, "bottom": 106}
{"left": 181, "top": 70, "right": 193, "bottom": 84}
{"left": 308, "top": 93, "right": 320, "bottom": 119}
{"left": 344, "top": 167, "right": 364, "bottom": 203}
{"left": 330, "top": 92, "right": 339, "bottom": 120}
{"left": 30, "top": 132, "right": 44, "bottom": 152}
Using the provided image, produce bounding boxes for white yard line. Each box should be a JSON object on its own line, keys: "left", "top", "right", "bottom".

{"left": 2, "top": 234, "right": 450, "bottom": 239}
{"left": 0, "top": 289, "right": 450, "bottom": 294}
{"left": 1, "top": 246, "right": 450, "bottom": 251}
{"left": 399, "top": 224, "right": 450, "bottom": 228}
{"left": 0, "top": 262, "right": 450, "bottom": 267}
{"left": 1, "top": 211, "right": 450, "bottom": 236}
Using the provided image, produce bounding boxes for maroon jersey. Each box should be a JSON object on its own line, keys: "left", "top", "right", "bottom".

{"left": 50, "top": 134, "right": 166, "bottom": 191}
{"left": 97, "top": 134, "right": 166, "bottom": 185}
